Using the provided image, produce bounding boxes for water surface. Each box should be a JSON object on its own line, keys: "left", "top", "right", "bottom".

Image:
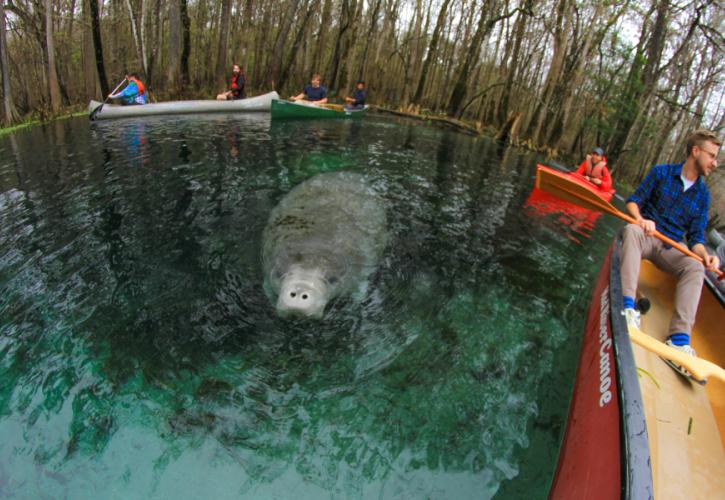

{"left": 0, "top": 113, "right": 618, "bottom": 498}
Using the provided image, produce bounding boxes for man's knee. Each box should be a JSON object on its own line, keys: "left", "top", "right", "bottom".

{"left": 680, "top": 258, "right": 705, "bottom": 278}
{"left": 623, "top": 224, "right": 645, "bottom": 241}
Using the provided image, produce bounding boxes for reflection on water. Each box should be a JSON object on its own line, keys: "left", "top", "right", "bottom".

{"left": 524, "top": 187, "right": 604, "bottom": 244}
{"left": 0, "top": 114, "right": 617, "bottom": 499}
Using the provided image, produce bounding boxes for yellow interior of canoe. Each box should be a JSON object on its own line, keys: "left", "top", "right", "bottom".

{"left": 633, "top": 260, "right": 725, "bottom": 499}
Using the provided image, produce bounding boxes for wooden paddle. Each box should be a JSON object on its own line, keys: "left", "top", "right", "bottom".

{"left": 535, "top": 166, "right": 724, "bottom": 280}
{"left": 627, "top": 325, "right": 725, "bottom": 384}
{"left": 89, "top": 79, "right": 127, "bottom": 120}
{"left": 319, "top": 103, "right": 345, "bottom": 112}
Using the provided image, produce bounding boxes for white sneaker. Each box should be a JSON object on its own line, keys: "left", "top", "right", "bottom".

{"left": 622, "top": 308, "right": 641, "bottom": 329}
{"left": 663, "top": 339, "right": 702, "bottom": 382}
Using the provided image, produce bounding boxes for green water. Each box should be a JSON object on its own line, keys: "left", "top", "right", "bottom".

{"left": 0, "top": 114, "right": 618, "bottom": 499}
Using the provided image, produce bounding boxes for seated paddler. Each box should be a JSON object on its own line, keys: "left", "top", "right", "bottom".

{"left": 291, "top": 73, "right": 328, "bottom": 104}
{"left": 344, "top": 80, "right": 367, "bottom": 110}
{"left": 216, "top": 64, "right": 246, "bottom": 100}
{"left": 575, "top": 147, "right": 612, "bottom": 191}
{"left": 108, "top": 72, "right": 148, "bottom": 105}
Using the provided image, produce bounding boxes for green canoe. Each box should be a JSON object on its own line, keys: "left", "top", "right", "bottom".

{"left": 271, "top": 99, "right": 367, "bottom": 119}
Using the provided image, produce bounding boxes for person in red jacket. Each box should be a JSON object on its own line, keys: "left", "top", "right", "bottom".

{"left": 575, "top": 147, "right": 612, "bottom": 191}
{"left": 216, "top": 64, "right": 246, "bottom": 100}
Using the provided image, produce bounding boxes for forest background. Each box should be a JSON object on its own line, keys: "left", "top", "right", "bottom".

{"left": 0, "top": 0, "right": 723, "bottom": 227}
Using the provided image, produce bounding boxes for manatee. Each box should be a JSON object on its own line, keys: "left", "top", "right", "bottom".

{"left": 262, "top": 171, "right": 388, "bottom": 318}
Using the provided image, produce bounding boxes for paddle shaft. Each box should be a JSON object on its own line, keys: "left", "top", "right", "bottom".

{"left": 109, "top": 79, "right": 127, "bottom": 99}
{"left": 540, "top": 173, "right": 724, "bottom": 280}
{"left": 628, "top": 325, "right": 724, "bottom": 384}
{"left": 90, "top": 79, "right": 127, "bottom": 120}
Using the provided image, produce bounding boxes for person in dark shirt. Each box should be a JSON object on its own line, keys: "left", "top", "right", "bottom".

{"left": 216, "top": 64, "right": 246, "bottom": 100}
{"left": 292, "top": 74, "right": 328, "bottom": 104}
{"left": 344, "top": 81, "right": 367, "bottom": 110}
{"left": 620, "top": 129, "right": 721, "bottom": 377}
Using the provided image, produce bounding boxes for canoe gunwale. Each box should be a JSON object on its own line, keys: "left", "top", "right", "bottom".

{"left": 270, "top": 99, "right": 367, "bottom": 119}
{"left": 609, "top": 237, "right": 654, "bottom": 500}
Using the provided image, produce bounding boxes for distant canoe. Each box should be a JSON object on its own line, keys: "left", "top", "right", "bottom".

{"left": 88, "top": 91, "right": 279, "bottom": 120}
{"left": 535, "top": 163, "right": 615, "bottom": 203}
{"left": 270, "top": 99, "right": 367, "bottom": 119}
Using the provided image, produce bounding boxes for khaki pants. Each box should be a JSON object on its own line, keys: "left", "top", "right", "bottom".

{"left": 620, "top": 224, "right": 704, "bottom": 335}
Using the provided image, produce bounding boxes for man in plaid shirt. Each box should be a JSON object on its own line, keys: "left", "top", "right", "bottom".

{"left": 620, "top": 129, "right": 721, "bottom": 377}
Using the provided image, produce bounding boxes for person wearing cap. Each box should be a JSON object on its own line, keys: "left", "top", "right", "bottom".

{"left": 575, "top": 147, "right": 612, "bottom": 191}
{"left": 620, "top": 129, "right": 721, "bottom": 378}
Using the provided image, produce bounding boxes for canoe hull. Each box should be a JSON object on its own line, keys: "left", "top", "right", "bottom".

{"left": 551, "top": 236, "right": 725, "bottom": 499}
{"left": 88, "top": 91, "right": 279, "bottom": 120}
{"left": 549, "top": 242, "right": 640, "bottom": 499}
{"left": 270, "top": 99, "right": 367, "bottom": 119}
{"left": 536, "top": 164, "right": 615, "bottom": 203}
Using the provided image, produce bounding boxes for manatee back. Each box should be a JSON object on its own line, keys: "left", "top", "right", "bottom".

{"left": 262, "top": 172, "right": 388, "bottom": 295}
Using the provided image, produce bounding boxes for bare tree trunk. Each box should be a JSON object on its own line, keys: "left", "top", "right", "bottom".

{"left": 277, "top": 1, "right": 314, "bottom": 91}
{"left": 215, "top": 0, "right": 232, "bottom": 86}
{"left": 527, "top": 0, "right": 570, "bottom": 145}
{"left": 354, "top": 0, "right": 382, "bottom": 81}
{"left": 268, "top": 0, "right": 300, "bottom": 87}
{"left": 124, "top": 0, "right": 148, "bottom": 76}
{"left": 167, "top": 0, "right": 182, "bottom": 91}
{"left": 555, "top": 2, "right": 607, "bottom": 152}
{"left": 180, "top": 0, "right": 191, "bottom": 85}
{"left": 327, "top": 0, "right": 352, "bottom": 91}
{"left": 497, "top": 1, "right": 533, "bottom": 124}
{"left": 0, "top": 0, "right": 19, "bottom": 124}
{"left": 446, "top": 3, "right": 521, "bottom": 117}
{"left": 413, "top": 0, "right": 452, "bottom": 105}
{"left": 45, "top": 0, "right": 62, "bottom": 111}
{"left": 89, "top": 0, "right": 109, "bottom": 96}
{"left": 82, "top": 0, "right": 100, "bottom": 99}
{"left": 314, "top": 0, "right": 333, "bottom": 75}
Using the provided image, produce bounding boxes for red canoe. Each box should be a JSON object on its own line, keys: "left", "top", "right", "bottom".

{"left": 549, "top": 238, "right": 725, "bottom": 499}
{"left": 535, "top": 163, "right": 615, "bottom": 203}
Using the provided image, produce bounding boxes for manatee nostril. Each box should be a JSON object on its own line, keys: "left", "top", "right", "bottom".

{"left": 302, "top": 294, "right": 308, "bottom": 300}
{"left": 290, "top": 292, "right": 296, "bottom": 298}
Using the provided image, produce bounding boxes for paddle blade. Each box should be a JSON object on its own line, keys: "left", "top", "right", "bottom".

{"left": 535, "top": 165, "right": 620, "bottom": 217}
{"left": 627, "top": 325, "right": 725, "bottom": 384}
{"left": 89, "top": 101, "right": 104, "bottom": 121}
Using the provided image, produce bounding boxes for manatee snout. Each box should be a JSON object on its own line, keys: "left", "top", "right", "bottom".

{"left": 276, "top": 269, "right": 329, "bottom": 318}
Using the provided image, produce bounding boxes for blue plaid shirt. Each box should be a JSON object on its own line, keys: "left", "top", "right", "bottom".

{"left": 627, "top": 163, "right": 709, "bottom": 248}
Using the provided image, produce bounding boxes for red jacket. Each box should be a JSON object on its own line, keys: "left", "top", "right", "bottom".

{"left": 575, "top": 157, "right": 612, "bottom": 192}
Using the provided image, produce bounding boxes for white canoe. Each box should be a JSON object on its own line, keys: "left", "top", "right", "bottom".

{"left": 88, "top": 91, "right": 279, "bottom": 120}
